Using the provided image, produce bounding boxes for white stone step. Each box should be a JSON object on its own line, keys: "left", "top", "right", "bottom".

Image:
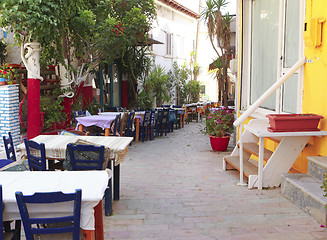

{"left": 281, "top": 173, "right": 327, "bottom": 225}
{"left": 308, "top": 156, "right": 327, "bottom": 182}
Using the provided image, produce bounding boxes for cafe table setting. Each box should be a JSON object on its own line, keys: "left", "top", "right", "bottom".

{"left": 0, "top": 169, "right": 111, "bottom": 240}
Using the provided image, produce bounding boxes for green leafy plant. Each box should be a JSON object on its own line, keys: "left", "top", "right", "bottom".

{"left": 0, "top": 0, "right": 156, "bottom": 88}
{"left": 0, "top": 40, "right": 7, "bottom": 64}
{"left": 202, "top": 0, "right": 233, "bottom": 107}
{"left": 167, "top": 62, "right": 191, "bottom": 105}
{"left": 201, "top": 107, "right": 234, "bottom": 137}
{"left": 185, "top": 80, "right": 201, "bottom": 103}
{"left": 137, "top": 89, "right": 153, "bottom": 110}
{"left": 40, "top": 88, "right": 67, "bottom": 130}
{"left": 0, "top": 63, "right": 20, "bottom": 84}
{"left": 147, "top": 65, "right": 170, "bottom": 106}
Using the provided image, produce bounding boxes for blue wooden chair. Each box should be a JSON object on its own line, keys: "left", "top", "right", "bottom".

{"left": 139, "top": 111, "right": 150, "bottom": 142}
{"left": 24, "top": 139, "right": 47, "bottom": 171}
{"left": 155, "top": 109, "right": 163, "bottom": 137}
{"left": 168, "top": 109, "right": 176, "bottom": 133}
{"left": 0, "top": 133, "right": 16, "bottom": 169}
{"left": 110, "top": 114, "right": 121, "bottom": 136}
{"left": 73, "top": 109, "right": 86, "bottom": 119}
{"left": 160, "top": 108, "right": 170, "bottom": 136}
{"left": 3, "top": 132, "right": 16, "bottom": 161}
{"left": 125, "top": 112, "right": 135, "bottom": 145}
{"left": 67, "top": 144, "right": 112, "bottom": 216}
{"left": 67, "top": 144, "right": 104, "bottom": 171}
{"left": 125, "top": 112, "right": 135, "bottom": 137}
{"left": 149, "top": 110, "right": 156, "bottom": 141}
{"left": 15, "top": 189, "right": 82, "bottom": 240}
{"left": 1, "top": 185, "right": 19, "bottom": 240}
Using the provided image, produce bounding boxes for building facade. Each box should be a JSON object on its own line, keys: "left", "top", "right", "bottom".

{"left": 236, "top": 0, "right": 327, "bottom": 173}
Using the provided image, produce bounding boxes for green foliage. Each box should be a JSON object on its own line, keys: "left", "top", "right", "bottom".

{"left": 40, "top": 87, "right": 67, "bottom": 130}
{"left": 0, "top": 40, "right": 7, "bottom": 64}
{"left": 185, "top": 80, "right": 201, "bottom": 103}
{"left": 147, "top": 65, "right": 170, "bottom": 106}
{"left": 201, "top": 0, "right": 233, "bottom": 107}
{"left": 0, "top": 0, "right": 63, "bottom": 66}
{"left": 321, "top": 174, "right": 327, "bottom": 197}
{"left": 137, "top": 65, "right": 171, "bottom": 108}
{"left": 71, "top": 94, "right": 100, "bottom": 116}
{"left": 167, "top": 62, "right": 191, "bottom": 105}
{"left": 137, "top": 90, "right": 153, "bottom": 110}
{"left": 0, "top": 63, "right": 20, "bottom": 84}
{"left": 201, "top": 107, "right": 234, "bottom": 137}
{"left": 193, "top": 62, "right": 201, "bottom": 80}
{"left": 0, "top": 0, "right": 156, "bottom": 71}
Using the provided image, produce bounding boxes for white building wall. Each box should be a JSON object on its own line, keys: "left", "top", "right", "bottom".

{"left": 0, "top": 30, "right": 22, "bottom": 64}
{"left": 151, "top": 2, "right": 197, "bottom": 72}
{"left": 196, "top": 21, "right": 219, "bottom": 102}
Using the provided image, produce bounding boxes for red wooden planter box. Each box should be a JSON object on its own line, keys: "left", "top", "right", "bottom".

{"left": 266, "top": 114, "right": 324, "bottom": 132}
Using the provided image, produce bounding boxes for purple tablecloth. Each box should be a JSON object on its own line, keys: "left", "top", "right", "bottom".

{"left": 134, "top": 111, "right": 145, "bottom": 123}
{"left": 76, "top": 115, "right": 116, "bottom": 130}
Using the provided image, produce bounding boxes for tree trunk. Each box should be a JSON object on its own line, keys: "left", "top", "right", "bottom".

{"left": 223, "top": 65, "right": 228, "bottom": 107}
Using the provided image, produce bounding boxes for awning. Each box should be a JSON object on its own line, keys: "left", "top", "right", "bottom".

{"left": 137, "top": 37, "right": 164, "bottom": 46}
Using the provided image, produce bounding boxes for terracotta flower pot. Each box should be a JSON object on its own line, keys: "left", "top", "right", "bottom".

{"left": 209, "top": 135, "right": 230, "bottom": 151}
{"left": 266, "top": 114, "right": 324, "bottom": 132}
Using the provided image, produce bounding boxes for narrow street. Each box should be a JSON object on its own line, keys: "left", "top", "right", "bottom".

{"left": 104, "top": 122, "right": 327, "bottom": 240}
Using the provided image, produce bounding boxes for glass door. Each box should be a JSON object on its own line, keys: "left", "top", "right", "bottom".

{"left": 281, "top": 0, "right": 300, "bottom": 113}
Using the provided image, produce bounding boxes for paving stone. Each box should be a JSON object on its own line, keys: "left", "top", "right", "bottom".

{"left": 103, "top": 122, "right": 327, "bottom": 239}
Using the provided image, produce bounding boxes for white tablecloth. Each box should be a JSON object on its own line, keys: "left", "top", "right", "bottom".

{"left": 98, "top": 112, "right": 121, "bottom": 116}
{"left": 0, "top": 170, "right": 111, "bottom": 230}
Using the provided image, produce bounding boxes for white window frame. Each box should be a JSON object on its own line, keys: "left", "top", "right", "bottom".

{"left": 240, "top": 0, "right": 305, "bottom": 116}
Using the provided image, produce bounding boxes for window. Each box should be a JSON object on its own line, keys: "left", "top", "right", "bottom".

{"left": 166, "top": 33, "right": 172, "bottom": 55}
{"left": 241, "top": 0, "right": 303, "bottom": 113}
{"left": 200, "top": 85, "right": 206, "bottom": 95}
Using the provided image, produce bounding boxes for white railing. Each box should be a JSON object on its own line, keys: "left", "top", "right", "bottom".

{"left": 234, "top": 57, "right": 306, "bottom": 186}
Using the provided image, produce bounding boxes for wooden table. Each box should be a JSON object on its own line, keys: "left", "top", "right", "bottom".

{"left": 172, "top": 108, "right": 186, "bottom": 128}
{"left": 0, "top": 170, "right": 111, "bottom": 240}
{"left": 16, "top": 135, "right": 133, "bottom": 202}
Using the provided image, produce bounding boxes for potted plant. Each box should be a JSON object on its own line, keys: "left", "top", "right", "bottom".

{"left": 266, "top": 114, "right": 324, "bottom": 132}
{"left": 201, "top": 106, "right": 235, "bottom": 151}
{"left": 0, "top": 63, "right": 19, "bottom": 85}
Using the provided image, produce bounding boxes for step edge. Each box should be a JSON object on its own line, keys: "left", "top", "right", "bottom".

{"left": 308, "top": 156, "right": 327, "bottom": 169}
{"left": 282, "top": 174, "right": 327, "bottom": 205}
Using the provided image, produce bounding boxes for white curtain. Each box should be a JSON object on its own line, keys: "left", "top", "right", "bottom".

{"left": 250, "top": 0, "right": 280, "bottom": 110}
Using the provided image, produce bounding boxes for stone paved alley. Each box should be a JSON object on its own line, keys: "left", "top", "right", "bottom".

{"left": 103, "top": 122, "right": 327, "bottom": 240}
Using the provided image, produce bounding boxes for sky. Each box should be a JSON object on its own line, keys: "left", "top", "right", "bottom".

{"left": 175, "top": 0, "right": 236, "bottom": 15}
